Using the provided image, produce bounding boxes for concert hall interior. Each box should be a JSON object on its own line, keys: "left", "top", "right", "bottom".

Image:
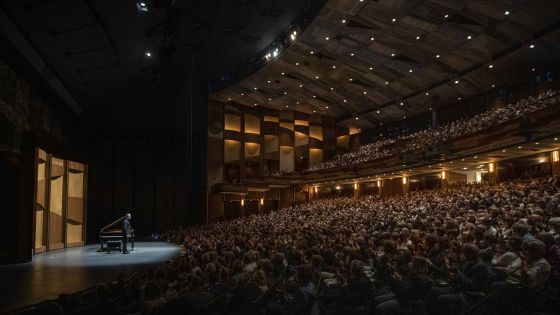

{"left": 1, "top": 0, "right": 560, "bottom": 314}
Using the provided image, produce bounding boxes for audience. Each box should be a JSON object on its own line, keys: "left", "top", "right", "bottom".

{"left": 265, "top": 89, "right": 560, "bottom": 174}
{"left": 20, "top": 176, "right": 560, "bottom": 314}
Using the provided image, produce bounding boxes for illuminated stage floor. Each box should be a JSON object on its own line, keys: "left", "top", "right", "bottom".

{"left": 0, "top": 242, "right": 182, "bottom": 313}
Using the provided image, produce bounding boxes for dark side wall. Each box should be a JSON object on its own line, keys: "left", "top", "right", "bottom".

{"left": 0, "top": 54, "right": 84, "bottom": 263}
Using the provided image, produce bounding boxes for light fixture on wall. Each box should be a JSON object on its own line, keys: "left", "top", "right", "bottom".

{"left": 402, "top": 177, "right": 407, "bottom": 184}
{"left": 354, "top": 183, "right": 358, "bottom": 190}
{"left": 441, "top": 171, "right": 446, "bottom": 180}
{"left": 241, "top": 198, "right": 245, "bottom": 206}
{"left": 488, "top": 162, "right": 495, "bottom": 173}
{"left": 260, "top": 198, "right": 264, "bottom": 206}
{"left": 553, "top": 150, "right": 559, "bottom": 162}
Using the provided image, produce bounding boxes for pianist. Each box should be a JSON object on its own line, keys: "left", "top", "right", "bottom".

{"left": 122, "top": 213, "right": 134, "bottom": 254}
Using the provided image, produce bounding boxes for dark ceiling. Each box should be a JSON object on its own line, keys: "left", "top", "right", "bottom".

{"left": 210, "top": 0, "right": 560, "bottom": 129}
{"left": 0, "top": 0, "right": 311, "bottom": 112}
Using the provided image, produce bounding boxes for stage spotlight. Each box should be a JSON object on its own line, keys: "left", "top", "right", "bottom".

{"left": 137, "top": 1, "right": 149, "bottom": 12}
{"left": 290, "top": 30, "right": 297, "bottom": 41}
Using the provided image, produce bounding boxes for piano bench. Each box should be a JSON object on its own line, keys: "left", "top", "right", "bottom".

{"left": 106, "top": 240, "right": 122, "bottom": 253}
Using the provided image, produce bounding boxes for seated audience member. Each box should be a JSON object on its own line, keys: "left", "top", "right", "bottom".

{"left": 437, "top": 244, "right": 491, "bottom": 315}
{"left": 375, "top": 256, "right": 433, "bottom": 315}
{"left": 520, "top": 239, "right": 552, "bottom": 288}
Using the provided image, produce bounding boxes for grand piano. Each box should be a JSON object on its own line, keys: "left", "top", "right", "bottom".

{"left": 99, "top": 215, "right": 134, "bottom": 252}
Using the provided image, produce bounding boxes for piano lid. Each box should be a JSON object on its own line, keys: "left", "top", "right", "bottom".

{"left": 100, "top": 215, "right": 126, "bottom": 232}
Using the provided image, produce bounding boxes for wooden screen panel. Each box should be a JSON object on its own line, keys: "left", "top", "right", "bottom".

{"left": 34, "top": 149, "right": 48, "bottom": 252}
{"left": 66, "top": 167, "right": 84, "bottom": 246}
{"left": 48, "top": 159, "right": 64, "bottom": 251}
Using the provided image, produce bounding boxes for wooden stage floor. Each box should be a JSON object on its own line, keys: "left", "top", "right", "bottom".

{"left": 0, "top": 242, "right": 182, "bottom": 313}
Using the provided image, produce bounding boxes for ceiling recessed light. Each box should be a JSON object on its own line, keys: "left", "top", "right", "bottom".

{"left": 502, "top": 149, "right": 506, "bottom": 152}
{"left": 227, "top": 98, "right": 231, "bottom": 101}
{"left": 330, "top": 87, "right": 334, "bottom": 91}
{"left": 425, "top": 92, "right": 430, "bottom": 96}
{"left": 436, "top": 54, "right": 440, "bottom": 58}
{"left": 241, "top": 93, "right": 244, "bottom": 96}
{"left": 310, "top": 51, "right": 314, "bottom": 55}
{"left": 416, "top": 36, "right": 420, "bottom": 40}
{"left": 299, "top": 84, "right": 303, "bottom": 87}
{"left": 254, "top": 87, "right": 258, "bottom": 90}
{"left": 518, "top": 146, "right": 522, "bottom": 149}
{"left": 488, "top": 64, "right": 494, "bottom": 69}
{"left": 458, "top": 97, "right": 462, "bottom": 100}
{"left": 267, "top": 80, "right": 271, "bottom": 83}
{"left": 326, "top": 106, "right": 329, "bottom": 109}
{"left": 491, "top": 84, "right": 495, "bottom": 88}
{"left": 369, "top": 67, "right": 373, "bottom": 70}
{"left": 463, "top": 167, "right": 468, "bottom": 170}
{"left": 530, "top": 44, "right": 535, "bottom": 48}
{"left": 313, "top": 110, "right": 316, "bottom": 113}
{"left": 376, "top": 110, "right": 380, "bottom": 114}
{"left": 355, "top": 117, "right": 359, "bottom": 120}
{"left": 281, "top": 72, "right": 285, "bottom": 75}
{"left": 349, "top": 78, "right": 353, "bottom": 81}
{"left": 391, "top": 53, "right": 396, "bottom": 57}
{"left": 385, "top": 81, "right": 389, "bottom": 85}
{"left": 454, "top": 80, "right": 459, "bottom": 84}
{"left": 409, "top": 69, "right": 413, "bottom": 73}
{"left": 467, "top": 35, "right": 472, "bottom": 40}
{"left": 350, "top": 53, "right": 355, "bottom": 56}
{"left": 343, "top": 99, "right": 347, "bottom": 102}
{"left": 332, "top": 65, "right": 336, "bottom": 69}
{"left": 145, "top": 51, "right": 152, "bottom": 57}
{"left": 532, "top": 68, "right": 536, "bottom": 72}
{"left": 363, "top": 91, "right": 367, "bottom": 94}
{"left": 370, "top": 37, "right": 375, "bottom": 41}
{"left": 342, "top": 19, "right": 347, "bottom": 23}
{"left": 268, "top": 98, "right": 272, "bottom": 101}
{"left": 504, "top": 11, "right": 510, "bottom": 15}
{"left": 284, "top": 91, "right": 287, "bottom": 95}
{"left": 392, "top": 18, "right": 397, "bottom": 22}
{"left": 400, "top": 102, "right": 404, "bottom": 106}
{"left": 444, "top": 14, "right": 449, "bottom": 18}
{"left": 286, "top": 105, "right": 289, "bottom": 108}
{"left": 325, "top": 36, "right": 330, "bottom": 40}
{"left": 315, "top": 76, "right": 319, "bottom": 79}
{"left": 313, "top": 95, "right": 316, "bottom": 98}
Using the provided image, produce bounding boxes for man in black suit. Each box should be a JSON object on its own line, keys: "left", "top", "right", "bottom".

{"left": 122, "top": 213, "right": 133, "bottom": 254}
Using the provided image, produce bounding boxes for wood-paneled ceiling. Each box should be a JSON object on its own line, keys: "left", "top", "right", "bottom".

{"left": 210, "top": 0, "right": 560, "bottom": 129}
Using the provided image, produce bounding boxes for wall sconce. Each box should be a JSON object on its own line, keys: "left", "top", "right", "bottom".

{"left": 441, "top": 171, "right": 446, "bottom": 180}
{"left": 241, "top": 198, "right": 245, "bottom": 206}
{"left": 553, "top": 150, "right": 559, "bottom": 162}
{"left": 377, "top": 180, "right": 381, "bottom": 187}
{"left": 335, "top": 185, "right": 341, "bottom": 190}
{"left": 488, "top": 162, "right": 495, "bottom": 173}
{"left": 314, "top": 186, "right": 318, "bottom": 193}
{"left": 402, "top": 177, "right": 407, "bottom": 184}
{"left": 354, "top": 183, "right": 358, "bottom": 190}
{"left": 260, "top": 198, "right": 264, "bottom": 206}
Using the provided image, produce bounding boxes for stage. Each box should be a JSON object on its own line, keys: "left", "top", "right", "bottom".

{"left": 0, "top": 242, "right": 182, "bottom": 313}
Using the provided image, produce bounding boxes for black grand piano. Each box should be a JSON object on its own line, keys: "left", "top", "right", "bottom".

{"left": 99, "top": 216, "right": 134, "bottom": 252}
